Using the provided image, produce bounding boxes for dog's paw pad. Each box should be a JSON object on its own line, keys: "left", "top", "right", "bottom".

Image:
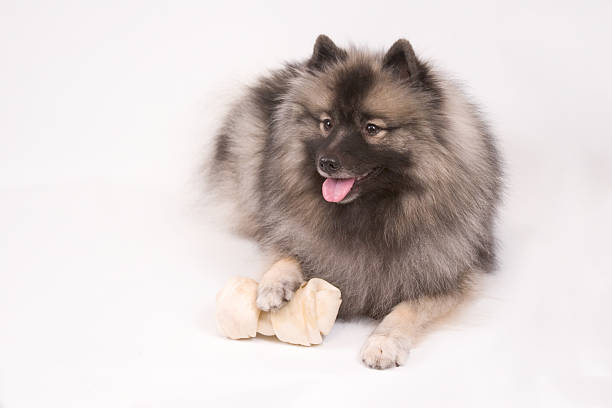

{"left": 360, "top": 334, "right": 409, "bottom": 370}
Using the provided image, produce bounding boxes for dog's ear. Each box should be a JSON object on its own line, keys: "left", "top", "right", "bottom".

{"left": 383, "top": 39, "right": 420, "bottom": 80}
{"left": 308, "top": 35, "right": 347, "bottom": 70}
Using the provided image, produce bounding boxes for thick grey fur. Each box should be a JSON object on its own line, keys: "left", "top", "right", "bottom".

{"left": 208, "top": 35, "right": 502, "bottom": 320}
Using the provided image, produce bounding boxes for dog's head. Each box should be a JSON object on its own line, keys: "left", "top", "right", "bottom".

{"left": 277, "top": 35, "right": 445, "bottom": 204}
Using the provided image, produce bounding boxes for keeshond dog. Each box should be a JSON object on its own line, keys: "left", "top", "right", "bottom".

{"left": 208, "top": 35, "right": 502, "bottom": 369}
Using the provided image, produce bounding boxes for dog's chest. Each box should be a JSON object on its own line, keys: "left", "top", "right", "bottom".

{"left": 295, "top": 238, "right": 407, "bottom": 319}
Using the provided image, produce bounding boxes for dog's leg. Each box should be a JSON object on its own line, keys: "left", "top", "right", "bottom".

{"left": 360, "top": 294, "right": 460, "bottom": 369}
{"left": 256, "top": 257, "right": 304, "bottom": 311}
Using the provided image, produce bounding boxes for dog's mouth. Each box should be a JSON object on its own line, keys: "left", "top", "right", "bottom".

{"left": 321, "top": 167, "right": 382, "bottom": 203}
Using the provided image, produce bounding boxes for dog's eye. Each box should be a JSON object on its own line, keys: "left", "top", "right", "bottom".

{"left": 366, "top": 123, "right": 380, "bottom": 135}
{"left": 321, "top": 118, "right": 333, "bottom": 132}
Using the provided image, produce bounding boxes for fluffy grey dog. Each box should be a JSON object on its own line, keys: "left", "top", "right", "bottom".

{"left": 208, "top": 35, "right": 502, "bottom": 369}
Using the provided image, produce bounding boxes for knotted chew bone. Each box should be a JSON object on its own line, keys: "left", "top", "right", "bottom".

{"left": 216, "top": 277, "right": 342, "bottom": 346}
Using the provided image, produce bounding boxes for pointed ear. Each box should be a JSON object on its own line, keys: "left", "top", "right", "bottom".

{"left": 383, "top": 39, "right": 420, "bottom": 80}
{"left": 307, "top": 35, "right": 347, "bottom": 70}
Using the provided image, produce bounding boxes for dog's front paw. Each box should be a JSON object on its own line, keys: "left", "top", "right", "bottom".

{"left": 256, "top": 279, "right": 300, "bottom": 312}
{"left": 360, "top": 333, "right": 409, "bottom": 370}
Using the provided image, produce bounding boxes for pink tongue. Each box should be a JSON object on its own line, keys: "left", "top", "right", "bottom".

{"left": 322, "top": 178, "right": 355, "bottom": 202}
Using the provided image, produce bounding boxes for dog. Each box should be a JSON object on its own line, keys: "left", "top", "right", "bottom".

{"left": 208, "top": 35, "right": 502, "bottom": 369}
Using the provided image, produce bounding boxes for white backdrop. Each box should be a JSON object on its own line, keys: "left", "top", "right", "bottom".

{"left": 1, "top": 1, "right": 611, "bottom": 407}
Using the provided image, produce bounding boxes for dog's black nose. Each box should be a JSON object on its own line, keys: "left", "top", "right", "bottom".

{"left": 318, "top": 156, "right": 341, "bottom": 174}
